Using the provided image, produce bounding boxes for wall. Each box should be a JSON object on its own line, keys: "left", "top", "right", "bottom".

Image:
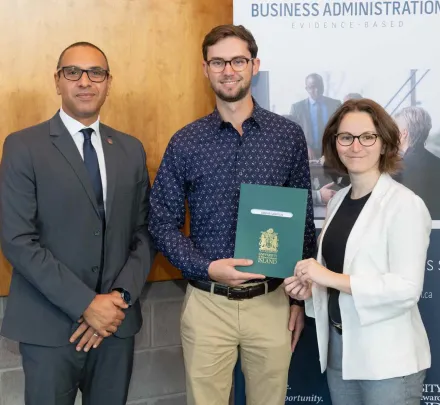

{"left": 0, "top": 0, "right": 233, "bottom": 295}
{"left": 0, "top": 282, "right": 236, "bottom": 404}
{"left": 0, "top": 0, "right": 233, "bottom": 403}
{"left": 0, "top": 281, "right": 189, "bottom": 405}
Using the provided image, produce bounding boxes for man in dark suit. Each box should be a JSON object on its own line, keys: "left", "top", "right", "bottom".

{"left": 290, "top": 73, "right": 341, "bottom": 159}
{"left": 0, "top": 42, "right": 154, "bottom": 405}
{"left": 394, "top": 106, "right": 440, "bottom": 219}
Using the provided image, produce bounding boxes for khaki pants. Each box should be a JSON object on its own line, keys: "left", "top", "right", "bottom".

{"left": 180, "top": 283, "right": 292, "bottom": 405}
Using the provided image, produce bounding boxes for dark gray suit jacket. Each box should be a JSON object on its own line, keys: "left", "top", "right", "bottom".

{"left": 0, "top": 113, "right": 155, "bottom": 346}
{"left": 394, "top": 144, "right": 440, "bottom": 219}
{"left": 290, "top": 96, "right": 341, "bottom": 153}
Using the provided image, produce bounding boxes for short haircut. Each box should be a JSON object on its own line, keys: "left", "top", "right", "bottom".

{"left": 394, "top": 106, "right": 432, "bottom": 147}
{"left": 322, "top": 98, "right": 401, "bottom": 174}
{"left": 305, "top": 73, "right": 324, "bottom": 92}
{"left": 56, "top": 42, "right": 110, "bottom": 71}
{"left": 202, "top": 24, "right": 258, "bottom": 61}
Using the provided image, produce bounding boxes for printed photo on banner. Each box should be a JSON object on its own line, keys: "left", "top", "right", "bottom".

{"left": 236, "top": 0, "right": 440, "bottom": 220}
{"left": 234, "top": 1, "right": 440, "bottom": 403}
{"left": 252, "top": 69, "right": 440, "bottom": 220}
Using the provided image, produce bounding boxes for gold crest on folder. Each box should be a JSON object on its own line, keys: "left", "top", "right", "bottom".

{"left": 258, "top": 228, "right": 278, "bottom": 264}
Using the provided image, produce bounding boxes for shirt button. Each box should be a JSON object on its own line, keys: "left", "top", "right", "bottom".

{"left": 238, "top": 171, "right": 243, "bottom": 176}
{"left": 92, "top": 266, "right": 99, "bottom": 272}
{"left": 94, "top": 230, "right": 101, "bottom": 236}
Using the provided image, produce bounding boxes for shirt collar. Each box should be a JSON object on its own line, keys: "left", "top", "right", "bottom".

{"left": 309, "top": 97, "right": 323, "bottom": 106}
{"left": 210, "top": 97, "right": 263, "bottom": 130}
{"left": 59, "top": 107, "right": 100, "bottom": 137}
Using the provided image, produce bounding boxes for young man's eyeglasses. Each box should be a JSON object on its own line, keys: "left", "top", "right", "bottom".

{"left": 206, "top": 57, "right": 254, "bottom": 73}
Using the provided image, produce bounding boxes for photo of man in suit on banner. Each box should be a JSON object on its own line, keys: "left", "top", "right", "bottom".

{"left": 290, "top": 73, "right": 341, "bottom": 161}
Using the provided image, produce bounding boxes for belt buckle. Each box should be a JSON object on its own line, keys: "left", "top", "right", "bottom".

{"left": 226, "top": 286, "right": 249, "bottom": 300}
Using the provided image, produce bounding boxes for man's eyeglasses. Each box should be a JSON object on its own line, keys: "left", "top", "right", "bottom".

{"left": 206, "top": 57, "right": 254, "bottom": 73}
{"left": 57, "top": 66, "right": 109, "bottom": 83}
{"left": 335, "top": 132, "right": 379, "bottom": 147}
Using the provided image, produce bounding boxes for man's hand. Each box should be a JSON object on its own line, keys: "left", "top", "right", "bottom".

{"left": 288, "top": 304, "right": 305, "bottom": 352}
{"left": 83, "top": 293, "right": 128, "bottom": 337}
{"left": 70, "top": 317, "right": 104, "bottom": 352}
{"left": 208, "top": 258, "right": 265, "bottom": 287}
{"left": 70, "top": 290, "right": 125, "bottom": 351}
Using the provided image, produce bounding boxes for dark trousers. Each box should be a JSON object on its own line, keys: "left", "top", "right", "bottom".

{"left": 20, "top": 335, "right": 135, "bottom": 405}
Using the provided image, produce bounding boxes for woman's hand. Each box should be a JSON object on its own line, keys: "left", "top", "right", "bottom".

{"left": 295, "top": 258, "right": 335, "bottom": 286}
{"left": 295, "top": 258, "right": 352, "bottom": 294}
{"left": 284, "top": 275, "right": 312, "bottom": 300}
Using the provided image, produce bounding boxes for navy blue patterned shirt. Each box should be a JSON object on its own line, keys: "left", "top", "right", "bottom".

{"left": 149, "top": 102, "right": 316, "bottom": 281}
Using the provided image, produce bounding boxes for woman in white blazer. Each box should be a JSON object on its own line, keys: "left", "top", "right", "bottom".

{"left": 284, "top": 98, "right": 431, "bottom": 405}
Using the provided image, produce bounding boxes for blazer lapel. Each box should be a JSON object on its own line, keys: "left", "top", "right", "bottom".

{"left": 49, "top": 113, "right": 100, "bottom": 218}
{"left": 343, "top": 173, "right": 392, "bottom": 272}
{"left": 100, "top": 124, "right": 117, "bottom": 222}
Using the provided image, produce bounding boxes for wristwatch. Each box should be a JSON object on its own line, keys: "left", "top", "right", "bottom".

{"left": 290, "top": 298, "right": 305, "bottom": 307}
{"left": 113, "top": 288, "right": 132, "bottom": 307}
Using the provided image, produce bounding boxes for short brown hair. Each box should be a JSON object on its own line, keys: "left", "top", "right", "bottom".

{"left": 322, "top": 98, "right": 401, "bottom": 174}
{"left": 57, "top": 42, "right": 110, "bottom": 71}
{"left": 202, "top": 24, "right": 258, "bottom": 61}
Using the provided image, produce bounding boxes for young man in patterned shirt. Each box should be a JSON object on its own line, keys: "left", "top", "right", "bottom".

{"left": 149, "top": 24, "right": 316, "bottom": 405}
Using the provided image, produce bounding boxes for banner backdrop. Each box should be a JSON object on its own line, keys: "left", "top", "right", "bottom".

{"left": 233, "top": 2, "right": 440, "bottom": 404}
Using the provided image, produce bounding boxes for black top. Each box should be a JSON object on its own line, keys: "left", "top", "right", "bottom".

{"left": 322, "top": 190, "right": 371, "bottom": 324}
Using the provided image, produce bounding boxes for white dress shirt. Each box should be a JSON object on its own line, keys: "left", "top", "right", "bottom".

{"left": 59, "top": 108, "right": 107, "bottom": 211}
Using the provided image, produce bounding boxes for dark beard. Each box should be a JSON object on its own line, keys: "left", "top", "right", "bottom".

{"left": 213, "top": 81, "right": 251, "bottom": 103}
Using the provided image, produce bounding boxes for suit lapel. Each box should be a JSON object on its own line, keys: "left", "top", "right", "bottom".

{"left": 343, "top": 173, "right": 392, "bottom": 272}
{"left": 303, "top": 99, "right": 311, "bottom": 138}
{"left": 49, "top": 113, "right": 100, "bottom": 217}
{"left": 100, "top": 124, "right": 117, "bottom": 222}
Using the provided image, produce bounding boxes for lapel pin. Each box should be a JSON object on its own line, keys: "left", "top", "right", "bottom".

{"left": 107, "top": 138, "right": 113, "bottom": 145}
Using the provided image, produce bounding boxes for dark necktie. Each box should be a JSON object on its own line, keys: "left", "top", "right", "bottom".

{"left": 80, "top": 128, "right": 105, "bottom": 220}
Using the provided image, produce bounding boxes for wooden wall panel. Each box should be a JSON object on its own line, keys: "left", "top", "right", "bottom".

{"left": 0, "top": 0, "right": 233, "bottom": 296}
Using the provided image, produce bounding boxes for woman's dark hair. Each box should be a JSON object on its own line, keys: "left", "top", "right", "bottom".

{"left": 322, "top": 98, "right": 401, "bottom": 174}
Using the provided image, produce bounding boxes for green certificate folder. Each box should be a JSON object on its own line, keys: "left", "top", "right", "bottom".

{"left": 234, "top": 183, "right": 308, "bottom": 278}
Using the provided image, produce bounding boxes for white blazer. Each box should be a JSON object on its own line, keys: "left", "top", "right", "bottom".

{"left": 306, "top": 173, "right": 431, "bottom": 380}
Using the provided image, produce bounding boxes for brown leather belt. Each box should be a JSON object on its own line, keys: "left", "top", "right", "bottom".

{"left": 189, "top": 278, "right": 283, "bottom": 300}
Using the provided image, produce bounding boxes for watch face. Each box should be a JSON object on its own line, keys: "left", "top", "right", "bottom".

{"left": 123, "top": 290, "right": 131, "bottom": 303}
{"left": 115, "top": 288, "right": 131, "bottom": 305}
